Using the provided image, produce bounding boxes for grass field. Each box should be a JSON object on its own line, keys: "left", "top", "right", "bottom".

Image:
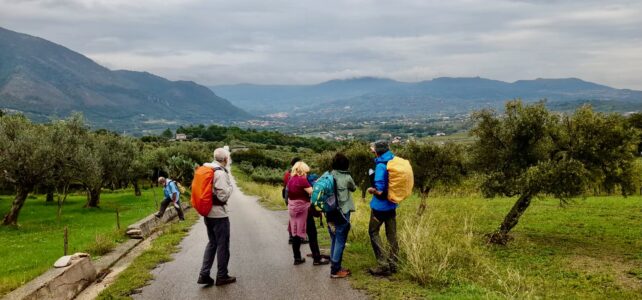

{"left": 0, "top": 187, "right": 163, "bottom": 296}
{"left": 234, "top": 171, "right": 642, "bottom": 299}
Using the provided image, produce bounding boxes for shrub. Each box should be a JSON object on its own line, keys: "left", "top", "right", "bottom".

{"left": 250, "top": 167, "right": 284, "bottom": 185}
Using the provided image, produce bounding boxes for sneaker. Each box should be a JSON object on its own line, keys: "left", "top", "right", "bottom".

{"left": 313, "top": 258, "right": 330, "bottom": 266}
{"left": 197, "top": 275, "right": 214, "bottom": 285}
{"left": 294, "top": 258, "right": 306, "bottom": 265}
{"left": 215, "top": 275, "right": 237, "bottom": 286}
{"left": 368, "top": 266, "right": 392, "bottom": 277}
{"left": 331, "top": 269, "right": 351, "bottom": 279}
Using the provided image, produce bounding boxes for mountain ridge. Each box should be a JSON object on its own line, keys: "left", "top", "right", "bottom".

{"left": 0, "top": 27, "right": 252, "bottom": 131}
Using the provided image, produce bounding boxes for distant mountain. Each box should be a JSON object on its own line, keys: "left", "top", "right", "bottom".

{"left": 212, "top": 76, "right": 642, "bottom": 120}
{"left": 0, "top": 27, "right": 251, "bottom": 131}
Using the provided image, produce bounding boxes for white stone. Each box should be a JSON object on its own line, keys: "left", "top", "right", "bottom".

{"left": 54, "top": 255, "right": 72, "bottom": 268}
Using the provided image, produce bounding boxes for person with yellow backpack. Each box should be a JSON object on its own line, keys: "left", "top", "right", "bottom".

{"left": 366, "top": 140, "right": 413, "bottom": 277}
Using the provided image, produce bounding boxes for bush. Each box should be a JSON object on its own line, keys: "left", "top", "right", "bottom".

{"left": 86, "top": 233, "right": 117, "bottom": 256}
{"left": 231, "top": 148, "right": 286, "bottom": 169}
{"left": 249, "top": 167, "right": 284, "bottom": 185}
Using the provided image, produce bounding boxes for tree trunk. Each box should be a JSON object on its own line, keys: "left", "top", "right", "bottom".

{"left": 488, "top": 193, "right": 533, "bottom": 245}
{"left": 361, "top": 187, "right": 367, "bottom": 202}
{"left": 133, "top": 180, "right": 142, "bottom": 197}
{"left": 417, "top": 187, "right": 431, "bottom": 216}
{"left": 46, "top": 190, "right": 54, "bottom": 203}
{"left": 2, "top": 186, "right": 30, "bottom": 226}
{"left": 86, "top": 188, "right": 101, "bottom": 208}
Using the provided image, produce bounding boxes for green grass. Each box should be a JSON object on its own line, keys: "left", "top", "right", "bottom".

{"left": 233, "top": 168, "right": 286, "bottom": 210}
{"left": 235, "top": 173, "right": 642, "bottom": 299}
{"left": 96, "top": 210, "right": 199, "bottom": 300}
{"left": 0, "top": 188, "right": 163, "bottom": 296}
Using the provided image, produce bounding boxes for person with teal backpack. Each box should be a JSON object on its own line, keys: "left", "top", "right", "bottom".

{"left": 311, "top": 153, "right": 357, "bottom": 278}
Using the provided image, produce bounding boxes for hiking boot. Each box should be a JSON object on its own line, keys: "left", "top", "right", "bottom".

{"left": 331, "top": 269, "right": 351, "bottom": 279}
{"left": 368, "top": 266, "right": 392, "bottom": 277}
{"left": 294, "top": 258, "right": 306, "bottom": 265}
{"left": 197, "top": 275, "right": 214, "bottom": 285}
{"left": 154, "top": 214, "right": 162, "bottom": 219}
{"left": 215, "top": 275, "right": 237, "bottom": 286}
{"left": 313, "top": 258, "right": 330, "bottom": 266}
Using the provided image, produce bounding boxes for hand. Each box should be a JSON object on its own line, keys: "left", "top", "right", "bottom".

{"left": 367, "top": 187, "right": 377, "bottom": 195}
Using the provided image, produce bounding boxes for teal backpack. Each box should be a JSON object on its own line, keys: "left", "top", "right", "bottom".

{"left": 310, "top": 172, "right": 339, "bottom": 213}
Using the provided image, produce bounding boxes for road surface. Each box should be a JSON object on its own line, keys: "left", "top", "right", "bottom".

{"left": 134, "top": 176, "right": 367, "bottom": 300}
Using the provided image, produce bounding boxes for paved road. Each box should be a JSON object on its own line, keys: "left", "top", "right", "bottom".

{"left": 135, "top": 176, "right": 367, "bottom": 300}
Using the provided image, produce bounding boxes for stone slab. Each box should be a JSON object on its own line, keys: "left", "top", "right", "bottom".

{"left": 126, "top": 203, "right": 190, "bottom": 239}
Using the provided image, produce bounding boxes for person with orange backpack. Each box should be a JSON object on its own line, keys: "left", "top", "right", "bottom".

{"left": 367, "top": 140, "right": 413, "bottom": 277}
{"left": 195, "top": 148, "right": 236, "bottom": 286}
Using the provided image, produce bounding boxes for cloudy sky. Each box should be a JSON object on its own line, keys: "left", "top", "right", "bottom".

{"left": 1, "top": 0, "right": 641, "bottom": 89}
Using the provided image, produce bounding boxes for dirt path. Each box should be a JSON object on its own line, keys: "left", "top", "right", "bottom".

{"left": 134, "top": 176, "right": 367, "bottom": 300}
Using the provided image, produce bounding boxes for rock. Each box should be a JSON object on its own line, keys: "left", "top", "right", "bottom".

{"left": 54, "top": 256, "right": 72, "bottom": 268}
{"left": 72, "top": 252, "right": 90, "bottom": 259}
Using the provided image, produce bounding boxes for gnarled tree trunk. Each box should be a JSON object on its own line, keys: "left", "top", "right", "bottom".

{"left": 488, "top": 193, "right": 533, "bottom": 245}
{"left": 2, "top": 186, "right": 30, "bottom": 226}
{"left": 86, "top": 188, "right": 101, "bottom": 208}
{"left": 417, "top": 187, "right": 431, "bottom": 216}
{"left": 133, "top": 180, "right": 141, "bottom": 197}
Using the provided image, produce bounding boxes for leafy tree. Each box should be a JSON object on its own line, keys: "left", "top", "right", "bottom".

{"left": 627, "top": 112, "right": 642, "bottom": 155}
{"left": 344, "top": 143, "right": 375, "bottom": 201}
{"left": 400, "top": 142, "right": 466, "bottom": 215}
{"left": 472, "top": 101, "right": 639, "bottom": 244}
{"left": 161, "top": 128, "right": 173, "bottom": 139}
{"left": 0, "top": 115, "right": 56, "bottom": 225}
{"left": 83, "top": 133, "right": 136, "bottom": 207}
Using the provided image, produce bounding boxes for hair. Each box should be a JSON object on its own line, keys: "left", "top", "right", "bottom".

{"left": 332, "top": 153, "right": 350, "bottom": 171}
{"left": 213, "top": 148, "right": 229, "bottom": 163}
{"left": 290, "top": 157, "right": 301, "bottom": 167}
{"left": 157, "top": 176, "right": 166, "bottom": 183}
{"left": 291, "top": 161, "right": 310, "bottom": 176}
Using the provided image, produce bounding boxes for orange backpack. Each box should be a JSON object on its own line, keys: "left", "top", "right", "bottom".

{"left": 191, "top": 166, "right": 225, "bottom": 216}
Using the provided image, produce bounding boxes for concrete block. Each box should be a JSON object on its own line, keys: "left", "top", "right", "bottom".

{"left": 4, "top": 256, "right": 96, "bottom": 300}
{"left": 126, "top": 203, "right": 189, "bottom": 239}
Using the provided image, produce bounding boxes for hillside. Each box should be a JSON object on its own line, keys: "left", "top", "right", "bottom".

{"left": 212, "top": 76, "right": 642, "bottom": 119}
{"left": 0, "top": 27, "right": 251, "bottom": 131}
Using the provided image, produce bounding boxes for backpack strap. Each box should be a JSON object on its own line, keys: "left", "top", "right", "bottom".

{"left": 211, "top": 166, "right": 228, "bottom": 206}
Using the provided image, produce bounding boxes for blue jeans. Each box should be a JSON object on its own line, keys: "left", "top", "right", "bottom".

{"left": 328, "top": 212, "right": 351, "bottom": 274}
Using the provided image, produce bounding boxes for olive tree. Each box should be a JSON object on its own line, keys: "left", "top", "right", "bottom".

{"left": 472, "top": 101, "right": 638, "bottom": 244}
{"left": 344, "top": 143, "right": 374, "bottom": 201}
{"left": 399, "top": 141, "right": 466, "bottom": 215}
{"left": 0, "top": 115, "right": 56, "bottom": 225}
{"left": 83, "top": 133, "right": 136, "bottom": 207}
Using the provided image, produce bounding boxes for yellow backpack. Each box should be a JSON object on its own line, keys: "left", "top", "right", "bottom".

{"left": 387, "top": 156, "right": 414, "bottom": 203}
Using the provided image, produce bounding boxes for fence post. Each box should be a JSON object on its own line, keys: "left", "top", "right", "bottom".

{"left": 64, "top": 226, "right": 68, "bottom": 256}
{"left": 116, "top": 208, "right": 121, "bottom": 230}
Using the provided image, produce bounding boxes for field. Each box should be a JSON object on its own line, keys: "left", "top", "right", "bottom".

{"left": 0, "top": 188, "right": 161, "bottom": 296}
{"left": 233, "top": 171, "right": 642, "bottom": 299}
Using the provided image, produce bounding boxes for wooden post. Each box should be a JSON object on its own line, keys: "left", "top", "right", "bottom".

{"left": 116, "top": 208, "right": 121, "bottom": 230}
{"left": 64, "top": 226, "right": 68, "bottom": 256}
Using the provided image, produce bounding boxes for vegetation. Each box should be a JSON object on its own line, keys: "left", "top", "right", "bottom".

{"left": 471, "top": 102, "right": 639, "bottom": 244}
{"left": 234, "top": 172, "right": 642, "bottom": 299}
{"left": 175, "top": 124, "right": 337, "bottom": 152}
{"left": 0, "top": 189, "right": 159, "bottom": 296}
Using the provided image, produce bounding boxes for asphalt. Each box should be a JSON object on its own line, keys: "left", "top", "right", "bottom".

{"left": 134, "top": 176, "right": 367, "bottom": 300}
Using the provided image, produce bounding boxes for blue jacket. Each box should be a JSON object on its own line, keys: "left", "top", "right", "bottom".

{"left": 370, "top": 151, "right": 397, "bottom": 211}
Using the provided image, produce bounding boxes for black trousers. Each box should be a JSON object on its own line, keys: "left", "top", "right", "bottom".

{"left": 306, "top": 210, "right": 321, "bottom": 260}
{"left": 200, "top": 217, "right": 230, "bottom": 278}
{"left": 157, "top": 197, "right": 185, "bottom": 220}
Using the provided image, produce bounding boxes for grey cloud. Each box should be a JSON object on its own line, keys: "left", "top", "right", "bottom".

{"left": 0, "top": 0, "right": 641, "bottom": 89}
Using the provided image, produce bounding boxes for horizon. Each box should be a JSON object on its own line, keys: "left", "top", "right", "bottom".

{"left": 1, "top": 1, "right": 641, "bottom": 90}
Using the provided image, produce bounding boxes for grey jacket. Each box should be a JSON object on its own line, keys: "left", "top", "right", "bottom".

{"left": 204, "top": 162, "right": 233, "bottom": 218}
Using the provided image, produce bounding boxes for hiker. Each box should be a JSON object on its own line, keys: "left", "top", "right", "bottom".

{"left": 155, "top": 177, "right": 185, "bottom": 221}
{"left": 327, "top": 153, "right": 357, "bottom": 278}
{"left": 197, "top": 148, "right": 236, "bottom": 286}
{"left": 287, "top": 161, "right": 329, "bottom": 265}
{"left": 367, "top": 140, "right": 399, "bottom": 276}
{"left": 283, "top": 157, "right": 301, "bottom": 245}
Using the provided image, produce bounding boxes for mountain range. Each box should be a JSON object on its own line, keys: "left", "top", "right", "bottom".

{"left": 212, "top": 76, "right": 642, "bottom": 120}
{"left": 0, "top": 27, "right": 251, "bottom": 132}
